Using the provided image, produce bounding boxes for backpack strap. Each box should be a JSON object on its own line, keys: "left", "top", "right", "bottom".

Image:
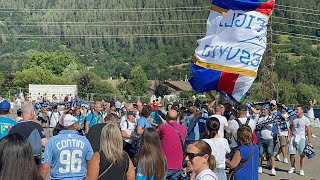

{"left": 187, "top": 116, "right": 197, "bottom": 136}
{"left": 49, "top": 112, "right": 53, "bottom": 126}
{"left": 125, "top": 120, "right": 129, "bottom": 129}
{"left": 233, "top": 144, "right": 255, "bottom": 173}
{"left": 235, "top": 118, "right": 242, "bottom": 127}
{"left": 232, "top": 119, "right": 243, "bottom": 146}
{"left": 245, "top": 118, "right": 250, "bottom": 126}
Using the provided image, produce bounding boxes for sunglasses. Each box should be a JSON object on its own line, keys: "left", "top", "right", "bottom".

{"left": 184, "top": 152, "right": 204, "bottom": 161}
{"left": 158, "top": 106, "right": 163, "bottom": 107}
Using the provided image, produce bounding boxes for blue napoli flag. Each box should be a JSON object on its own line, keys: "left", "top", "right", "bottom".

{"left": 189, "top": 0, "right": 274, "bottom": 102}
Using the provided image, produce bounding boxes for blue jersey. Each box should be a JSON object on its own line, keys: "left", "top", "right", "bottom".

{"left": 42, "top": 130, "right": 93, "bottom": 180}
{"left": 86, "top": 113, "right": 103, "bottom": 128}
{"left": 0, "top": 117, "right": 16, "bottom": 139}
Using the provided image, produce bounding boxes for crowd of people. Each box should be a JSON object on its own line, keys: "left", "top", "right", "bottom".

{"left": 0, "top": 92, "right": 317, "bottom": 180}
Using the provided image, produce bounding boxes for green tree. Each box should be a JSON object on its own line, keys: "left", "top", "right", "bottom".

{"left": 23, "top": 50, "right": 80, "bottom": 76}
{"left": 14, "top": 67, "right": 65, "bottom": 88}
{"left": 76, "top": 73, "right": 95, "bottom": 96}
{"left": 129, "top": 66, "right": 150, "bottom": 96}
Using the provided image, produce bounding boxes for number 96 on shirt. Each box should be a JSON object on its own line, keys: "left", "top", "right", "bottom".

{"left": 59, "top": 150, "right": 83, "bottom": 173}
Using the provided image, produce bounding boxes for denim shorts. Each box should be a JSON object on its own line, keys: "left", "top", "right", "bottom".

{"left": 289, "top": 137, "right": 306, "bottom": 156}
{"left": 258, "top": 138, "right": 274, "bottom": 157}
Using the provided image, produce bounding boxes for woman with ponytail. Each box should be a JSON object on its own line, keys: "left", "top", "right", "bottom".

{"left": 203, "top": 117, "right": 230, "bottom": 180}
{"left": 226, "top": 126, "right": 259, "bottom": 180}
{"left": 185, "top": 140, "right": 218, "bottom": 180}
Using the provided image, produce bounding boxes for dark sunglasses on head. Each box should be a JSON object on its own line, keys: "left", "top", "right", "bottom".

{"left": 184, "top": 152, "right": 204, "bottom": 161}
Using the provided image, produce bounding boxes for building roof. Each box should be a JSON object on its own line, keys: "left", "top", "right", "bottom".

{"left": 103, "top": 79, "right": 192, "bottom": 92}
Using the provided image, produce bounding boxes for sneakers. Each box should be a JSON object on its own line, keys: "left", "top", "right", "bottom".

{"left": 275, "top": 154, "right": 281, "bottom": 161}
{"left": 283, "top": 158, "right": 289, "bottom": 164}
{"left": 258, "top": 167, "right": 263, "bottom": 174}
{"left": 300, "top": 170, "right": 305, "bottom": 176}
{"left": 288, "top": 167, "right": 295, "bottom": 174}
{"left": 271, "top": 169, "right": 276, "bottom": 176}
{"left": 312, "top": 134, "right": 316, "bottom": 138}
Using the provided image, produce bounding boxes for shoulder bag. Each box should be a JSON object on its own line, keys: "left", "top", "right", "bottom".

{"left": 227, "top": 145, "right": 255, "bottom": 180}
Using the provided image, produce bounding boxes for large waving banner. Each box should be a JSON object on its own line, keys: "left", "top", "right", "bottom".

{"left": 189, "top": 0, "right": 274, "bottom": 102}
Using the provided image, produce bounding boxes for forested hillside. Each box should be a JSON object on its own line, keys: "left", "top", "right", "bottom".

{"left": 0, "top": 0, "right": 319, "bottom": 103}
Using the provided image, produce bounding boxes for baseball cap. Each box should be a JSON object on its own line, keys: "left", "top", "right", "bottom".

{"left": 59, "top": 114, "right": 78, "bottom": 127}
{"left": 270, "top": 100, "right": 277, "bottom": 106}
{"left": 127, "top": 111, "right": 136, "bottom": 117}
{"left": 237, "top": 104, "right": 247, "bottom": 111}
{"left": 262, "top": 104, "right": 271, "bottom": 111}
{"left": 0, "top": 100, "right": 11, "bottom": 112}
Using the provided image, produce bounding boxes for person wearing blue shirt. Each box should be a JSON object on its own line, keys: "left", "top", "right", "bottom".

{"left": 0, "top": 100, "right": 16, "bottom": 139}
{"left": 85, "top": 102, "right": 103, "bottom": 133}
{"left": 137, "top": 105, "right": 153, "bottom": 135}
{"left": 226, "top": 126, "right": 259, "bottom": 180}
{"left": 40, "top": 114, "right": 93, "bottom": 180}
{"left": 186, "top": 106, "right": 202, "bottom": 141}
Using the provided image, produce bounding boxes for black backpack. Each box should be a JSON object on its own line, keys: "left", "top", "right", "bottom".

{"left": 232, "top": 118, "right": 251, "bottom": 146}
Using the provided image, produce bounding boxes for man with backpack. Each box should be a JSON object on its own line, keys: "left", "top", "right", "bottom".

{"left": 121, "top": 111, "right": 138, "bottom": 158}
{"left": 85, "top": 101, "right": 103, "bottom": 134}
{"left": 46, "top": 105, "right": 64, "bottom": 137}
{"left": 226, "top": 104, "right": 256, "bottom": 154}
{"left": 9, "top": 102, "right": 47, "bottom": 165}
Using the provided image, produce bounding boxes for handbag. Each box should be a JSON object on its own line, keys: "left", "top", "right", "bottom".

{"left": 227, "top": 145, "right": 255, "bottom": 180}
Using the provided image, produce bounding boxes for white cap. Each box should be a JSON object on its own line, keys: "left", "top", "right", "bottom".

{"left": 270, "top": 100, "right": 277, "bottom": 106}
{"left": 59, "top": 114, "right": 78, "bottom": 126}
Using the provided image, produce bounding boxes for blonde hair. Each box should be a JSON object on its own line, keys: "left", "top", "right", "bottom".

{"left": 100, "top": 124, "right": 124, "bottom": 166}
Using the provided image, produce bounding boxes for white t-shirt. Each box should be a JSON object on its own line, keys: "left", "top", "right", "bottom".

{"left": 15, "top": 99, "right": 22, "bottom": 108}
{"left": 195, "top": 169, "right": 218, "bottom": 180}
{"left": 203, "top": 138, "right": 230, "bottom": 169}
{"left": 257, "top": 116, "right": 273, "bottom": 139}
{"left": 115, "top": 101, "right": 121, "bottom": 109}
{"left": 121, "top": 120, "right": 137, "bottom": 144}
{"left": 210, "top": 115, "right": 228, "bottom": 138}
{"left": 307, "top": 108, "right": 315, "bottom": 119}
{"left": 226, "top": 117, "right": 256, "bottom": 148}
{"left": 15, "top": 117, "right": 23, "bottom": 123}
{"left": 119, "top": 115, "right": 128, "bottom": 127}
{"left": 47, "top": 111, "right": 64, "bottom": 128}
{"left": 290, "top": 116, "right": 311, "bottom": 140}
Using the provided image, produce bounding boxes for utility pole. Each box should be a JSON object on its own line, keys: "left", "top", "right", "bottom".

{"left": 261, "top": 17, "right": 275, "bottom": 101}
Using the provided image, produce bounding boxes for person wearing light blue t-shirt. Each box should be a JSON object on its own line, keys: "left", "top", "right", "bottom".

{"left": 85, "top": 102, "right": 103, "bottom": 133}
{"left": 0, "top": 100, "right": 16, "bottom": 139}
{"left": 40, "top": 114, "right": 93, "bottom": 180}
{"left": 137, "top": 105, "right": 153, "bottom": 135}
